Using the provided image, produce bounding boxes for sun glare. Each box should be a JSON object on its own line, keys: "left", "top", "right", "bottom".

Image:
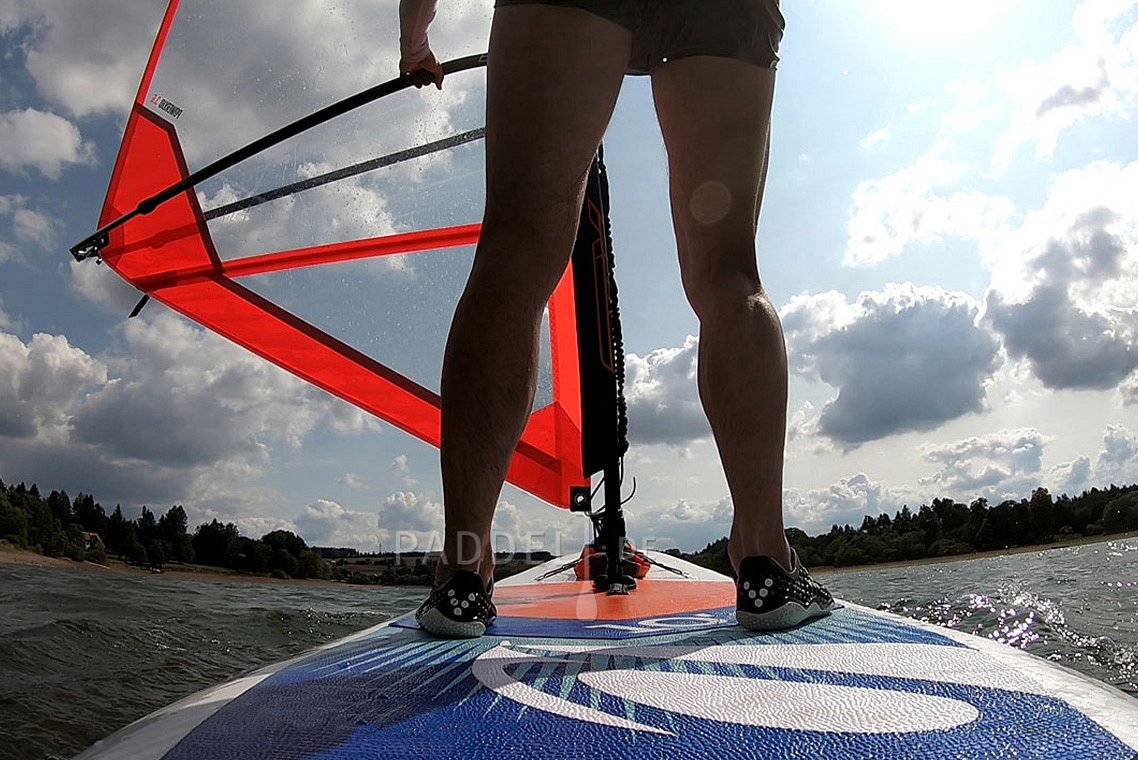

{"left": 870, "top": 0, "right": 1010, "bottom": 47}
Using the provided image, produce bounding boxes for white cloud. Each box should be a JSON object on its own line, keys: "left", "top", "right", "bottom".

{"left": 632, "top": 496, "right": 736, "bottom": 552}
{"left": 624, "top": 335, "right": 711, "bottom": 447}
{"left": 782, "top": 284, "right": 1002, "bottom": 445}
{"left": 294, "top": 498, "right": 383, "bottom": 551}
{"left": 0, "top": 109, "right": 94, "bottom": 178}
{"left": 845, "top": 0, "right": 1138, "bottom": 268}
{"left": 69, "top": 314, "right": 358, "bottom": 464}
{"left": 1050, "top": 424, "right": 1138, "bottom": 493}
{"left": 985, "top": 162, "right": 1138, "bottom": 393}
{"left": 339, "top": 472, "right": 368, "bottom": 490}
{"left": 784, "top": 473, "right": 917, "bottom": 535}
{"left": 0, "top": 331, "right": 107, "bottom": 440}
{"left": 859, "top": 124, "right": 892, "bottom": 151}
{"left": 377, "top": 490, "right": 444, "bottom": 539}
{"left": 1049, "top": 455, "right": 1093, "bottom": 496}
{"left": 11, "top": 0, "right": 165, "bottom": 118}
{"left": 845, "top": 154, "right": 1015, "bottom": 266}
{"left": 1, "top": 195, "right": 56, "bottom": 260}
{"left": 991, "top": 0, "right": 1138, "bottom": 170}
{"left": 1095, "top": 423, "right": 1138, "bottom": 484}
{"left": 0, "top": 1, "right": 25, "bottom": 30}
{"left": 389, "top": 453, "right": 418, "bottom": 486}
{"left": 919, "top": 428, "right": 1047, "bottom": 497}
{"left": 0, "top": 314, "right": 373, "bottom": 515}
{"left": 68, "top": 258, "right": 147, "bottom": 314}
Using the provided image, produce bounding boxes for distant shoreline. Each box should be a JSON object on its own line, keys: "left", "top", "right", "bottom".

{"left": 810, "top": 530, "right": 1138, "bottom": 577}
{"left": 0, "top": 544, "right": 339, "bottom": 586}
{"left": 4, "top": 530, "right": 1137, "bottom": 586}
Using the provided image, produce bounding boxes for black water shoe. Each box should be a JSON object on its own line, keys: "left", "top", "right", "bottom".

{"left": 736, "top": 551, "right": 834, "bottom": 631}
{"left": 415, "top": 570, "right": 496, "bottom": 639}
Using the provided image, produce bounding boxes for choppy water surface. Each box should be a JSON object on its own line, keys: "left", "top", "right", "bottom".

{"left": 1, "top": 537, "right": 1135, "bottom": 760}
{"left": 819, "top": 538, "right": 1138, "bottom": 695}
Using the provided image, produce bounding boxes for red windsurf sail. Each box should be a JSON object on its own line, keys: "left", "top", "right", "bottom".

{"left": 82, "top": 0, "right": 614, "bottom": 508}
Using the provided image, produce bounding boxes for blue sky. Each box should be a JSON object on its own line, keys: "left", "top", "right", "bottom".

{"left": 2, "top": 0, "right": 1137, "bottom": 554}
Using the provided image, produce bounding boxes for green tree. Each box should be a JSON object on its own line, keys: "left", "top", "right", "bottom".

{"left": 297, "top": 549, "right": 332, "bottom": 580}
{"left": 159, "top": 506, "right": 194, "bottom": 563}
{"left": 0, "top": 489, "right": 29, "bottom": 546}
{"left": 1102, "top": 492, "right": 1138, "bottom": 533}
{"left": 233, "top": 536, "right": 272, "bottom": 573}
{"left": 106, "top": 506, "right": 131, "bottom": 555}
{"left": 192, "top": 520, "right": 240, "bottom": 567}
{"left": 147, "top": 540, "right": 171, "bottom": 569}
{"left": 26, "top": 501, "right": 66, "bottom": 557}
{"left": 47, "top": 490, "right": 73, "bottom": 527}
{"left": 138, "top": 507, "right": 158, "bottom": 547}
{"left": 73, "top": 493, "right": 109, "bottom": 538}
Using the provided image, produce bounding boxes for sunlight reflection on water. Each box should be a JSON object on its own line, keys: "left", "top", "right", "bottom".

{"left": 821, "top": 538, "right": 1138, "bottom": 696}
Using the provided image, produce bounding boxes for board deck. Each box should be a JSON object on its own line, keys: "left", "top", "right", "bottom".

{"left": 77, "top": 553, "right": 1138, "bottom": 759}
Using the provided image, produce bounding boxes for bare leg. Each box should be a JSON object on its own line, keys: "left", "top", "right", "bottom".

{"left": 436, "top": 7, "right": 630, "bottom": 585}
{"left": 651, "top": 57, "right": 792, "bottom": 573}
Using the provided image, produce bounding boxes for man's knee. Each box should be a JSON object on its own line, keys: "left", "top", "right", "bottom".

{"left": 681, "top": 260, "right": 765, "bottom": 321}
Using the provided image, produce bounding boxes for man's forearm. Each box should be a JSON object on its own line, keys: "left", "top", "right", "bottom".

{"left": 399, "top": 0, "right": 439, "bottom": 66}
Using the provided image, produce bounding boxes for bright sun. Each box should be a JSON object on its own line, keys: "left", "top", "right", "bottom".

{"left": 870, "top": 0, "right": 1010, "bottom": 47}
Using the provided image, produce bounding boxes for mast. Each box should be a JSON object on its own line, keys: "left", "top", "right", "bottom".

{"left": 569, "top": 147, "right": 637, "bottom": 594}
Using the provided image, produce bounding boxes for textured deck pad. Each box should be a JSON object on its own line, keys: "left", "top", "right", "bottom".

{"left": 160, "top": 604, "right": 1136, "bottom": 760}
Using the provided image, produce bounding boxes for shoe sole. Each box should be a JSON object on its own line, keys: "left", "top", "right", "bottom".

{"left": 415, "top": 607, "right": 490, "bottom": 639}
{"left": 737, "top": 602, "right": 833, "bottom": 632}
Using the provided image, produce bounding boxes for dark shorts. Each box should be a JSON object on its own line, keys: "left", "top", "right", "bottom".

{"left": 493, "top": 0, "right": 785, "bottom": 74}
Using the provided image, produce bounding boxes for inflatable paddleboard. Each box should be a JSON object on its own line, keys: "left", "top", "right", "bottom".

{"left": 76, "top": 552, "right": 1138, "bottom": 759}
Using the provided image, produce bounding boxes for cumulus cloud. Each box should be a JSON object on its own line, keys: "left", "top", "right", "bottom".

{"left": 68, "top": 258, "right": 148, "bottom": 314}
{"left": 1050, "top": 455, "right": 1093, "bottom": 496}
{"left": 0, "top": 314, "right": 373, "bottom": 512}
{"left": 1050, "top": 424, "right": 1138, "bottom": 494}
{"left": 984, "top": 163, "right": 1138, "bottom": 394}
{"left": 859, "top": 124, "right": 892, "bottom": 152}
{"left": 294, "top": 498, "right": 382, "bottom": 551}
{"left": 69, "top": 314, "right": 367, "bottom": 466}
{"left": 845, "top": 156, "right": 1014, "bottom": 266}
{"left": 0, "top": 331, "right": 106, "bottom": 440}
{"left": 1095, "top": 423, "right": 1138, "bottom": 484}
{"left": 0, "top": 109, "right": 95, "bottom": 178}
{"left": 919, "top": 428, "right": 1047, "bottom": 496}
{"left": 388, "top": 453, "right": 419, "bottom": 487}
{"left": 1, "top": 195, "right": 55, "bottom": 261}
{"left": 6, "top": 0, "right": 165, "bottom": 118}
{"left": 784, "top": 473, "right": 916, "bottom": 535}
{"left": 991, "top": 0, "right": 1138, "bottom": 170}
{"left": 624, "top": 335, "right": 711, "bottom": 447}
{"left": 846, "top": 0, "right": 1138, "bottom": 267}
{"left": 339, "top": 472, "right": 368, "bottom": 490}
{"left": 377, "top": 490, "right": 444, "bottom": 539}
{"left": 782, "top": 284, "right": 1002, "bottom": 446}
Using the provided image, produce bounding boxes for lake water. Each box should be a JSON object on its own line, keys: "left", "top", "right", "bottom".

{"left": 1, "top": 537, "right": 1135, "bottom": 760}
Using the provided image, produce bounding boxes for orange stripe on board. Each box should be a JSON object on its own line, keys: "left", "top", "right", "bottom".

{"left": 495, "top": 580, "right": 735, "bottom": 621}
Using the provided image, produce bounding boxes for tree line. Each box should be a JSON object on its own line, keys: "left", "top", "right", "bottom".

{"left": 4, "top": 475, "right": 1137, "bottom": 581}
{"left": 682, "top": 484, "right": 1138, "bottom": 575}
{"left": 0, "top": 479, "right": 331, "bottom": 580}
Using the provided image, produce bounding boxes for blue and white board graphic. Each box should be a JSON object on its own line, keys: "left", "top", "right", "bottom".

{"left": 76, "top": 553, "right": 1138, "bottom": 759}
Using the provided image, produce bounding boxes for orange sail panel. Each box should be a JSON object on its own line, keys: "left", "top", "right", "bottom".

{"left": 94, "top": 1, "right": 589, "bottom": 508}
